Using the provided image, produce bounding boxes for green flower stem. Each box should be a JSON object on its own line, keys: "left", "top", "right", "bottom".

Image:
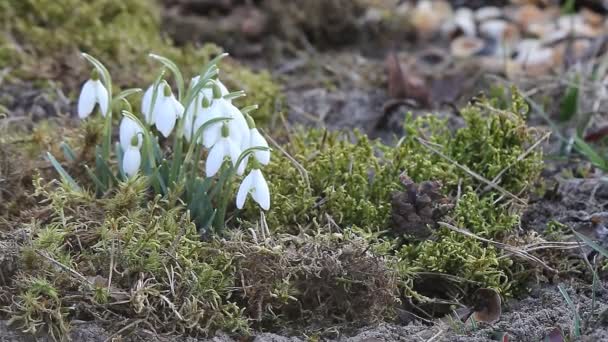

{"left": 178, "top": 117, "right": 233, "bottom": 181}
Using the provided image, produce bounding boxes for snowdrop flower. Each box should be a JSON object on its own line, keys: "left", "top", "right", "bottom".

{"left": 205, "top": 123, "right": 243, "bottom": 177}
{"left": 119, "top": 116, "right": 143, "bottom": 151}
{"left": 236, "top": 168, "right": 270, "bottom": 210}
{"left": 123, "top": 145, "right": 142, "bottom": 177}
{"left": 78, "top": 70, "right": 109, "bottom": 119}
{"left": 118, "top": 116, "right": 143, "bottom": 177}
{"left": 153, "top": 83, "right": 184, "bottom": 137}
{"left": 195, "top": 83, "right": 249, "bottom": 149}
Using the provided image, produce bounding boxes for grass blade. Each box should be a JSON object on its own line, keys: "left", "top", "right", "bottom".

{"left": 573, "top": 137, "right": 608, "bottom": 171}
{"left": 572, "top": 229, "right": 608, "bottom": 258}
{"left": 46, "top": 152, "right": 81, "bottom": 191}
{"left": 60, "top": 142, "right": 77, "bottom": 162}
{"left": 149, "top": 54, "right": 184, "bottom": 102}
{"left": 557, "top": 284, "right": 581, "bottom": 337}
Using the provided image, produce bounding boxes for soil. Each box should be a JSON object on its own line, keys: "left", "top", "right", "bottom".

{"left": 3, "top": 0, "right": 608, "bottom": 341}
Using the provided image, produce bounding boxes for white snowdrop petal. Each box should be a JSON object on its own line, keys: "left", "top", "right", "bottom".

{"left": 250, "top": 129, "right": 270, "bottom": 165}
{"left": 183, "top": 111, "right": 194, "bottom": 141}
{"left": 142, "top": 85, "right": 154, "bottom": 123}
{"left": 146, "top": 83, "right": 166, "bottom": 124}
{"left": 205, "top": 139, "right": 227, "bottom": 177}
{"left": 252, "top": 170, "right": 270, "bottom": 210}
{"left": 154, "top": 97, "right": 178, "bottom": 137}
{"left": 227, "top": 139, "right": 245, "bottom": 175}
{"left": 172, "top": 96, "right": 185, "bottom": 118}
{"left": 225, "top": 104, "right": 251, "bottom": 148}
{"left": 202, "top": 123, "right": 222, "bottom": 148}
{"left": 77, "top": 80, "right": 97, "bottom": 119}
{"left": 217, "top": 80, "right": 230, "bottom": 97}
{"left": 122, "top": 148, "right": 141, "bottom": 177}
{"left": 201, "top": 87, "right": 214, "bottom": 102}
{"left": 236, "top": 172, "right": 254, "bottom": 209}
{"left": 95, "top": 80, "right": 109, "bottom": 117}
{"left": 119, "top": 117, "right": 143, "bottom": 150}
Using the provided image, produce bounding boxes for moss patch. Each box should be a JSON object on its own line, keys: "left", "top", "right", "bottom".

{"left": 5, "top": 176, "right": 249, "bottom": 337}
{"left": 255, "top": 92, "right": 543, "bottom": 295}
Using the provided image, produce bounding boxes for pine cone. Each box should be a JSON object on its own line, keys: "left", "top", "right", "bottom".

{"left": 391, "top": 173, "right": 453, "bottom": 239}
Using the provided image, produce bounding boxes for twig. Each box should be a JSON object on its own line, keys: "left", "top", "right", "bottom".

{"left": 108, "top": 239, "right": 115, "bottom": 291}
{"left": 481, "top": 131, "right": 551, "bottom": 194}
{"left": 36, "top": 250, "right": 94, "bottom": 290}
{"left": 439, "top": 222, "right": 557, "bottom": 273}
{"left": 263, "top": 129, "right": 311, "bottom": 191}
{"left": 416, "top": 138, "right": 527, "bottom": 205}
{"left": 426, "top": 328, "right": 446, "bottom": 342}
{"left": 103, "top": 319, "right": 144, "bottom": 342}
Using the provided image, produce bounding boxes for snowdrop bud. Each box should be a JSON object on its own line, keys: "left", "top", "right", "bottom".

{"left": 212, "top": 82, "right": 223, "bottom": 99}
{"left": 236, "top": 168, "right": 270, "bottom": 210}
{"left": 221, "top": 122, "right": 230, "bottom": 137}
{"left": 122, "top": 147, "right": 141, "bottom": 177}
{"left": 130, "top": 135, "right": 139, "bottom": 147}
{"left": 163, "top": 83, "right": 172, "bottom": 97}
{"left": 245, "top": 113, "right": 256, "bottom": 129}
{"left": 202, "top": 96, "right": 211, "bottom": 108}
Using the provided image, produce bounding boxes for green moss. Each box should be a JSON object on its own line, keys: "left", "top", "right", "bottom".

{"left": 399, "top": 229, "right": 512, "bottom": 293}
{"left": 256, "top": 91, "right": 543, "bottom": 299}
{"left": 255, "top": 129, "right": 398, "bottom": 233}
{"left": 261, "top": 91, "right": 541, "bottom": 235}
{"left": 390, "top": 90, "right": 542, "bottom": 195}
{"left": 11, "top": 176, "right": 249, "bottom": 337}
{"left": 453, "top": 189, "right": 519, "bottom": 239}
{"left": 7, "top": 276, "right": 70, "bottom": 340}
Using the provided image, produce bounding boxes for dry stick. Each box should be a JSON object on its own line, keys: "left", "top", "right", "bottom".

{"left": 426, "top": 328, "right": 446, "bottom": 342}
{"left": 108, "top": 238, "right": 115, "bottom": 292}
{"left": 481, "top": 131, "right": 551, "bottom": 195}
{"left": 36, "top": 250, "right": 94, "bottom": 290}
{"left": 103, "top": 319, "right": 145, "bottom": 342}
{"left": 263, "top": 129, "right": 311, "bottom": 191}
{"left": 438, "top": 222, "right": 557, "bottom": 273}
{"left": 416, "top": 138, "right": 527, "bottom": 205}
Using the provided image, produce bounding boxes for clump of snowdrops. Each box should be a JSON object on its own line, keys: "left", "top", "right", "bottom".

{"left": 48, "top": 53, "right": 271, "bottom": 235}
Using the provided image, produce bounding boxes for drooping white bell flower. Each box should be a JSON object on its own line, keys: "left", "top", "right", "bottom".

{"left": 205, "top": 124, "right": 243, "bottom": 177}
{"left": 119, "top": 116, "right": 143, "bottom": 151}
{"left": 195, "top": 94, "right": 249, "bottom": 149}
{"left": 236, "top": 168, "right": 270, "bottom": 210}
{"left": 122, "top": 146, "right": 142, "bottom": 177}
{"left": 153, "top": 83, "right": 185, "bottom": 138}
{"left": 119, "top": 116, "right": 143, "bottom": 177}
{"left": 78, "top": 70, "right": 109, "bottom": 119}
